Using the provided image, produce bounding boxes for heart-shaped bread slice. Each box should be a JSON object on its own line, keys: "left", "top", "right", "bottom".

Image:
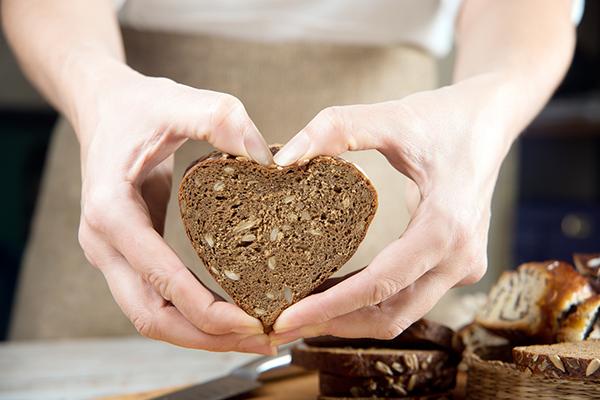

{"left": 178, "top": 147, "right": 377, "bottom": 331}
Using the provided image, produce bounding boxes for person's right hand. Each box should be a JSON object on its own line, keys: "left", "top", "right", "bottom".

{"left": 73, "top": 60, "right": 275, "bottom": 354}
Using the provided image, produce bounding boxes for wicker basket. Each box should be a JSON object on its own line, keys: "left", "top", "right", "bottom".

{"left": 464, "top": 345, "right": 600, "bottom": 399}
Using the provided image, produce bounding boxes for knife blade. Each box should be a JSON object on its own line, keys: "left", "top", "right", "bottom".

{"left": 150, "top": 346, "right": 304, "bottom": 400}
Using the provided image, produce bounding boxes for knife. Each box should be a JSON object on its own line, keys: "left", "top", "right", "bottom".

{"left": 150, "top": 346, "right": 304, "bottom": 400}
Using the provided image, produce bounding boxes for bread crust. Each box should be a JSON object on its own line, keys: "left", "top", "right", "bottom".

{"left": 557, "top": 295, "right": 600, "bottom": 342}
{"left": 476, "top": 261, "right": 592, "bottom": 341}
{"left": 512, "top": 341, "right": 600, "bottom": 381}
{"left": 178, "top": 146, "right": 378, "bottom": 331}
{"left": 304, "top": 319, "right": 456, "bottom": 354}
{"left": 574, "top": 253, "right": 600, "bottom": 292}
{"left": 292, "top": 343, "right": 453, "bottom": 377}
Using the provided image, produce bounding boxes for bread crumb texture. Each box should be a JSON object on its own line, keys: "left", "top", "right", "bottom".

{"left": 179, "top": 149, "right": 377, "bottom": 330}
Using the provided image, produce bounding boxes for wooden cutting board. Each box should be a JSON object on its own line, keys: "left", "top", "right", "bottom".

{"left": 99, "top": 372, "right": 466, "bottom": 400}
{"left": 99, "top": 372, "right": 319, "bottom": 400}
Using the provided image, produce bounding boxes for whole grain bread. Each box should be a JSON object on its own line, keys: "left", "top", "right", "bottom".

{"left": 558, "top": 295, "right": 600, "bottom": 342}
{"left": 574, "top": 253, "right": 600, "bottom": 292}
{"left": 475, "top": 261, "right": 592, "bottom": 341}
{"left": 318, "top": 369, "right": 456, "bottom": 397}
{"left": 178, "top": 146, "right": 377, "bottom": 330}
{"left": 292, "top": 343, "right": 453, "bottom": 377}
{"left": 512, "top": 341, "right": 600, "bottom": 380}
{"left": 304, "top": 319, "right": 456, "bottom": 353}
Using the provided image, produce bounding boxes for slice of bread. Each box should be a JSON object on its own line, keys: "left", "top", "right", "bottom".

{"left": 512, "top": 341, "right": 600, "bottom": 380}
{"left": 558, "top": 295, "right": 600, "bottom": 342}
{"left": 574, "top": 253, "right": 600, "bottom": 292}
{"left": 178, "top": 147, "right": 377, "bottom": 331}
{"left": 475, "top": 261, "right": 592, "bottom": 341}
{"left": 318, "top": 369, "right": 456, "bottom": 397}
{"left": 304, "top": 319, "right": 456, "bottom": 353}
{"left": 292, "top": 343, "right": 453, "bottom": 377}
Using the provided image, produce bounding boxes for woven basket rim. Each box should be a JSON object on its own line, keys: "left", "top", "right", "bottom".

{"left": 464, "top": 345, "right": 600, "bottom": 399}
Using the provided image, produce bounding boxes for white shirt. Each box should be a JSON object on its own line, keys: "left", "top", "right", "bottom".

{"left": 116, "top": 0, "right": 584, "bottom": 58}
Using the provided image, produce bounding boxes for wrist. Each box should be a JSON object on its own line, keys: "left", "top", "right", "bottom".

{"left": 59, "top": 49, "right": 138, "bottom": 146}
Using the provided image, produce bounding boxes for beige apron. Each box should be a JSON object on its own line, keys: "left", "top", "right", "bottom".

{"left": 11, "top": 28, "right": 502, "bottom": 340}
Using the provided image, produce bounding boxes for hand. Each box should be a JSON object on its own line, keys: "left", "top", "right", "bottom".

{"left": 74, "top": 61, "right": 275, "bottom": 353}
{"left": 270, "top": 73, "right": 518, "bottom": 343}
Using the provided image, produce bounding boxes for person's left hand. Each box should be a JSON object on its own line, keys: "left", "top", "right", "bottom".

{"left": 268, "top": 73, "right": 519, "bottom": 344}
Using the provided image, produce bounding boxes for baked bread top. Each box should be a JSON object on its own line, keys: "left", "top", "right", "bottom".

{"left": 558, "top": 295, "right": 600, "bottom": 342}
{"left": 475, "top": 261, "right": 592, "bottom": 341}
{"left": 512, "top": 341, "right": 600, "bottom": 380}
{"left": 178, "top": 146, "right": 377, "bottom": 331}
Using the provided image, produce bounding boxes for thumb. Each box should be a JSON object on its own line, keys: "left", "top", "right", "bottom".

{"left": 175, "top": 90, "right": 273, "bottom": 165}
{"left": 273, "top": 104, "right": 394, "bottom": 166}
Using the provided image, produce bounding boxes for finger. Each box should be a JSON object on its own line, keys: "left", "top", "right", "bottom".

{"left": 311, "top": 267, "right": 365, "bottom": 294}
{"left": 99, "top": 255, "right": 273, "bottom": 354}
{"left": 273, "top": 103, "right": 408, "bottom": 166}
{"left": 140, "top": 157, "right": 173, "bottom": 235}
{"left": 179, "top": 89, "right": 272, "bottom": 165}
{"left": 271, "top": 268, "right": 455, "bottom": 343}
{"left": 83, "top": 187, "right": 264, "bottom": 336}
{"left": 273, "top": 205, "right": 448, "bottom": 333}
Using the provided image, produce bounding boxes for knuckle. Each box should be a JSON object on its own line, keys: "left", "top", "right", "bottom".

{"left": 211, "top": 94, "right": 244, "bottom": 130}
{"left": 145, "top": 267, "right": 175, "bottom": 301}
{"left": 365, "top": 271, "right": 406, "bottom": 306}
{"left": 82, "top": 186, "right": 118, "bottom": 232}
{"left": 460, "top": 255, "right": 488, "bottom": 285}
{"left": 131, "top": 312, "right": 158, "bottom": 339}
{"left": 319, "top": 106, "right": 345, "bottom": 135}
{"left": 374, "top": 316, "right": 413, "bottom": 340}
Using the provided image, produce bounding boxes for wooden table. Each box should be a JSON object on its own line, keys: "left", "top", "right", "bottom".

{"left": 0, "top": 336, "right": 465, "bottom": 400}
{"left": 0, "top": 336, "right": 258, "bottom": 400}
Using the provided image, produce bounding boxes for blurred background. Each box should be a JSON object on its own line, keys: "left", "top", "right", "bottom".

{"left": 0, "top": 3, "right": 599, "bottom": 342}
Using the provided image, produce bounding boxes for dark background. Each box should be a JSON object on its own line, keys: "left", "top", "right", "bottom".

{"left": 0, "top": 4, "right": 599, "bottom": 340}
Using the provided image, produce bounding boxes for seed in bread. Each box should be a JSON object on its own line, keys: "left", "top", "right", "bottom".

{"left": 291, "top": 343, "right": 453, "bottom": 377}
{"left": 179, "top": 146, "right": 377, "bottom": 331}
{"left": 318, "top": 369, "right": 456, "bottom": 397}
{"left": 475, "top": 261, "right": 592, "bottom": 341}
{"left": 558, "top": 295, "right": 600, "bottom": 342}
{"left": 512, "top": 341, "right": 600, "bottom": 380}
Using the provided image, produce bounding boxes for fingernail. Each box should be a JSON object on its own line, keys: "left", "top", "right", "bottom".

{"left": 244, "top": 129, "right": 273, "bottom": 166}
{"left": 273, "top": 131, "right": 310, "bottom": 166}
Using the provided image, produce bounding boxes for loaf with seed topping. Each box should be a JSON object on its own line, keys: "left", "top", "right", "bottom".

{"left": 512, "top": 341, "right": 600, "bottom": 380}
{"left": 178, "top": 146, "right": 377, "bottom": 331}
